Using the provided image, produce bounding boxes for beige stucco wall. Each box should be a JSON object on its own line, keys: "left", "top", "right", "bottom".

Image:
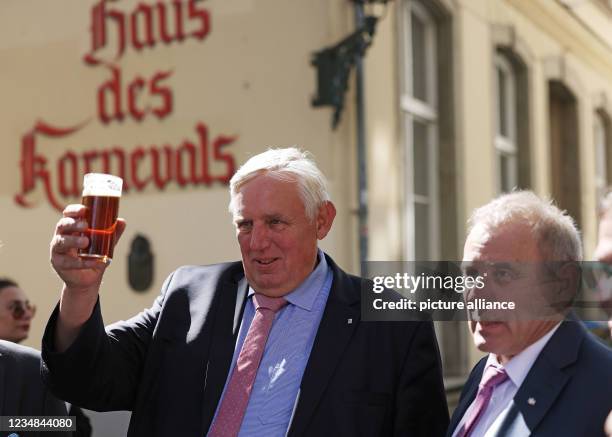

{"left": 364, "top": 1, "right": 403, "bottom": 262}
{"left": 0, "top": 0, "right": 357, "bottom": 349}
{"left": 434, "top": 0, "right": 612, "bottom": 256}
{"left": 2, "top": 0, "right": 611, "bottom": 377}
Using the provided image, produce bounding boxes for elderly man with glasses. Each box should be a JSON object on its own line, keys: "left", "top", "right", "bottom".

{"left": 447, "top": 191, "right": 612, "bottom": 437}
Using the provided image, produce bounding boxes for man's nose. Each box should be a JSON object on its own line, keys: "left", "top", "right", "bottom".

{"left": 18, "top": 308, "right": 34, "bottom": 322}
{"left": 250, "top": 224, "right": 271, "bottom": 250}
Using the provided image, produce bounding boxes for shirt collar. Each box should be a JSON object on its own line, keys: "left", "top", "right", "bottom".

{"left": 248, "top": 249, "right": 329, "bottom": 311}
{"left": 485, "top": 322, "right": 562, "bottom": 388}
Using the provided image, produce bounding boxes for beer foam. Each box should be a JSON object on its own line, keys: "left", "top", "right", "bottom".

{"left": 82, "top": 173, "right": 123, "bottom": 197}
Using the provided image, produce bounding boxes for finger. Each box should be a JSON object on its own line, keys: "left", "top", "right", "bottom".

{"left": 55, "top": 217, "right": 89, "bottom": 236}
{"left": 62, "top": 204, "right": 88, "bottom": 218}
{"left": 51, "top": 234, "right": 89, "bottom": 255}
{"left": 114, "top": 218, "right": 127, "bottom": 244}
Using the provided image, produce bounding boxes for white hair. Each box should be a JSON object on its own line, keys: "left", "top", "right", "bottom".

{"left": 468, "top": 190, "right": 583, "bottom": 261}
{"left": 228, "top": 147, "right": 331, "bottom": 221}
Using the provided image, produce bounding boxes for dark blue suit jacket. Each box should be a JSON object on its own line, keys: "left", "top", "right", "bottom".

{"left": 447, "top": 320, "right": 612, "bottom": 437}
{"left": 41, "top": 255, "right": 449, "bottom": 437}
{"left": 0, "top": 341, "right": 68, "bottom": 437}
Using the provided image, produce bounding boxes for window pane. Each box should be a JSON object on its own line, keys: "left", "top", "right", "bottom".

{"left": 413, "top": 119, "right": 429, "bottom": 196}
{"left": 497, "top": 66, "right": 508, "bottom": 137}
{"left": 415, "top": 201, "right": 430, "bottom": 260}
{"left": 411, "top": 10, "right": 427, "bottom": 102}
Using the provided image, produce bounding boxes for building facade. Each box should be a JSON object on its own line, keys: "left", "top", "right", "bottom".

{"left": 1, "top": 0, "right": 612, "bottom": 417}
{"left": 364, "top": 0, "right": 612, "bottom": 382}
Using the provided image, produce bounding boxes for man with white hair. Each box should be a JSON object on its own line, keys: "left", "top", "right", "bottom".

{"left": 447, "top": 191, "right": 612, "bottom": 437}
{"left": 42, "top": 147, "right": 448, "bottom": 437}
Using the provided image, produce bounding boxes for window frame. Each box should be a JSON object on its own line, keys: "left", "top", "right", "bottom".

{"left": 399, "top": 0, "right": 440, "bottom": 262}
{"left": 494, "top": 53, "right": 518, "bottom": 193}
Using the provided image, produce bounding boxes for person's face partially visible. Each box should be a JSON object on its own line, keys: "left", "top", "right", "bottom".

{"left": 0, "top": 286, "right": 35, "bottom": 343}
{"left": 594, "top": 209, "right": 612, "bottom": 336}
{"left": 233, "top": 174, "right": 333, "bottom": 297}
{"left": 463, "top": 223, "right": 561, "bottom": 364}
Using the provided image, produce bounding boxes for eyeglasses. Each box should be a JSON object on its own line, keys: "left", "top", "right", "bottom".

{"left": 7, "top": 300, "right": 36, "bottom": 320}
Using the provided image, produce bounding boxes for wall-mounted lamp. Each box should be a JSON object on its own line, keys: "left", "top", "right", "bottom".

{"left": 311, "top": 15, "right": 378, "bottom": 129}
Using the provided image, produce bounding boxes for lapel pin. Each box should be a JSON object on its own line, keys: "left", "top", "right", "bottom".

{"left": 527, "top": 397, "right": 536, "bottom": 406}
{"left": 347, "top": 318, "right": 353, "bottom": 324}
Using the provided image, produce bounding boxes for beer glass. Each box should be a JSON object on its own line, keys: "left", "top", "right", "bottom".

{"left": 78, "top": 173, "right": 123, "bottom": 264}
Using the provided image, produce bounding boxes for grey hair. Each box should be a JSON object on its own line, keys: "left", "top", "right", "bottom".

{"left": 228, "top": 147, "right": 331, "bottom": 221}
{"left": 468, "top": 190, "right": 583, "bottom": 261}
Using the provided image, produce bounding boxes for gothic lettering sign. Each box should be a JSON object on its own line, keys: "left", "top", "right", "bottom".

{"left": 15, "top": 0, "right": 237, "bottom": 212}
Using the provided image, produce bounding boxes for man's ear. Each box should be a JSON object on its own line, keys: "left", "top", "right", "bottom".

{"left": 316, "top": 201, "right": 336, "bottom": 240}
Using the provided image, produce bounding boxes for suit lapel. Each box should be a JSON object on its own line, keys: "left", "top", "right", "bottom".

{"left": 512, "top": 320, "right": 583, "bottom": 434}
{"left": 233, "top": 277, "right": 248, "bottom": 334}
{"left": 513, "top": 362, "right": 569, "bottom": 434}
{"left": 200, "top": 275, "right": 248, "bottom": 433}
{"left": 492, "top": 400, "right": 523, "bottom": 437}
{"left": 447, "top": 359, "right": 485, "bottom": 437}
{"left": 288, "top": 258, "right": 360, "bottom": 436}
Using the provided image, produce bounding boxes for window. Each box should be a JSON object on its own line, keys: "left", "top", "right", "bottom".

{"left": 549, "top": 80, "right": 581, "bottom": 229}
{"left": 399, "top": 0, "right": 465, "bottom": 381}
{"left": 494, "top": 54, "right": 518, "bottom": 193}
{"left": 400, "top": 0, "right": 439, "bottom": 261}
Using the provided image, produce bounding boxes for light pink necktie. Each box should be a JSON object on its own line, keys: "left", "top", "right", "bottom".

{"left": 208, "top": 294, "right": 287, "bottom": 437}
{"left": 456, "top": 364, "right": 509, "bottom": 437}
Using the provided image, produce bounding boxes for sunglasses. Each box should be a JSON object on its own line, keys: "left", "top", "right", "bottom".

{"left": 7, "top": 300, "right": 36, "bottom": 320}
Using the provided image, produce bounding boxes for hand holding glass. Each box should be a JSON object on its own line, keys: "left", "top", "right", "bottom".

{"left": 78, "top": 173, "right": 123, "bottom": 264}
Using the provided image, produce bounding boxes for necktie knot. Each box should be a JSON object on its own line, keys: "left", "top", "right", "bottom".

{"left": 253, "top": 294, "right": 288, "bottom": 313}
{"left": 479, "top": 364, "right": 508, "bottom": 391}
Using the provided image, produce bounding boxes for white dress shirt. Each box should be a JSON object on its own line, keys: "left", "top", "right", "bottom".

{"left": 453, "top": 323, "right": 561, "bottom": 437}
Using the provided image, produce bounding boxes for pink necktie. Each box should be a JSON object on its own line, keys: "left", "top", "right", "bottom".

{"left": 208, "top": 294, "right": 287, "bottom": 437}
{"left": 456, "top": 364, "right": 509, "bottom": 437}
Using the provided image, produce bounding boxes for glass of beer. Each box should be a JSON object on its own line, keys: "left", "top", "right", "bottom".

{"left": 78, "top": 173, "right": 123, "bottom": 264}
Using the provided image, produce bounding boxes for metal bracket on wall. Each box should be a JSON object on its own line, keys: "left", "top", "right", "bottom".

{"left": 310, "top": 15, "right": 378, "bottom": 129}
